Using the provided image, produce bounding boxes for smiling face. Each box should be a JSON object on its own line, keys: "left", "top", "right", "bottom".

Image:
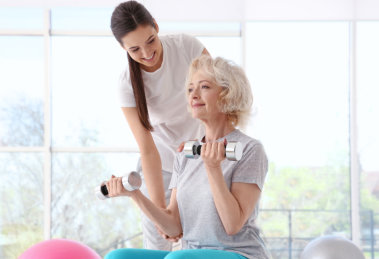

{"left": 120, "top": 23, "right": 163, "bottom": 72}
{"left": 187, "top": 70, "right": 225, "bottom": 122}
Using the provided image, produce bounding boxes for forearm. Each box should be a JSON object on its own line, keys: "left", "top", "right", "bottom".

{"left": 130, "top": 190, "right": 182, "bottom": 237}
{"left": 205, "top": 166, "right": 245, "bottom": 235}
{"left": 139, "top": 148, "right": 166, "bottom": 208}
{"left": 122, "top": 107, "right": 166, "bottom": 208}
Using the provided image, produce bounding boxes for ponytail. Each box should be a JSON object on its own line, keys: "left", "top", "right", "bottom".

{"left": 111, "top": 1, "right": 155, "bottom": 131}
{"left": 128, "top": 54, "right": 154, "bottom": 131}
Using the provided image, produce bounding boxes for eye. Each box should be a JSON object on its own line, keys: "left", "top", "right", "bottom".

{"left": 187, "top": 87, "right": 193, "bottom": 93}
{"left": 201, "top": 85, "right": 209, "bottom": 89}
{"left": 148, "top": 38, "right": 155, "bottom": 44}
{"left": 131, "top": 48, "right": 139, "bottom": 53}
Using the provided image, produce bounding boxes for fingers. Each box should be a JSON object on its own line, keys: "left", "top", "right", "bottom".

{"left": 201, "top": 141, "right": 225, "bottom": 159}
{"left": 177, "top": 142, "right": 185, "bottom": 152}
{"left": 217, "top": 141, "right": 224, "bottom": 160}
{"left": 106, "top": 176, "right": 124, "bottom": 197}
{"left": 155, "top": 225, "right": 182, "bottom": 242}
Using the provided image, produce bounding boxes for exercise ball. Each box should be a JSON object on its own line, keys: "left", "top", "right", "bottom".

{"left": 19, "top": 238, "right": 101, "bottom": 259}
{"left": 300, "top": 235, "right": 365, "bottom": 259}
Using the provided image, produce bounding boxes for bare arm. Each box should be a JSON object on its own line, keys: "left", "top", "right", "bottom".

{"left": 130, "top": 188, "right": 182, "bottom": 237}
{"left": 122, "top": 107, "right": 165, "bottom": 208}
{"left": 106, "top": 175, "right": 182, "bottom": 237}
{"left": 201, "top": 142, "right": 261, "bottom": 235}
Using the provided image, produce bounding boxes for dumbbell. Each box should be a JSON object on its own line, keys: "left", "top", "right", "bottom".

{"left": 95, "top": 171, "right": 142, "bottom": 200}
{"left": 183, "top": 140, "right": 243, "bottom": 161}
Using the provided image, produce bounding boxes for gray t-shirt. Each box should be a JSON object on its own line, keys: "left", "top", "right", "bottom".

{"left": 169, "top": 129, "right": 270, "bottom": 259}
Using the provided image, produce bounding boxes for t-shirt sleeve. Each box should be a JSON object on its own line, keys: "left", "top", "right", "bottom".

{"left": 231, "top": 141, "right": 268, "bottom": 191}
{"left": 169, "top": 153, "right": 181, "bottom": 189}
{"left": 181, "top": 34, "right": 205, "bottom": 62}
{"left": 118, "top": 70, "right": 136, "bottom": 107}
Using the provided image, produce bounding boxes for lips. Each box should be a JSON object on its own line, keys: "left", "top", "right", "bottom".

{"left": 192, "top": 103, "right": 205, "bottom": 108}
{"left": 143, "top": 52, "right": 155, "bottom": 61}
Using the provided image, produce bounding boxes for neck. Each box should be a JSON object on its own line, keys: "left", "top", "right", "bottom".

{"left": 202, "top": 115, "right": 235, "bottom": 142}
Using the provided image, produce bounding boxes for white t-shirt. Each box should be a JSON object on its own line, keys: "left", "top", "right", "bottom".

{"left": 119, "top": 34, "right": 205, "bottom": 172}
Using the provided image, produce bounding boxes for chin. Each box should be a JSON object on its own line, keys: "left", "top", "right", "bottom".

{"left": 192, "top": 113, "right": 206, "bottom": 121}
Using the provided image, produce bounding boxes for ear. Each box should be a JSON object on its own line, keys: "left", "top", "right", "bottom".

{"left": 153, "top": 19, "right": 159, "bottom": 33}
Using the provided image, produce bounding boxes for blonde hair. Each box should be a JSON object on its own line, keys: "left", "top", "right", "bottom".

{"left": 186, "top": 55, "right": 253, "bottom": 127}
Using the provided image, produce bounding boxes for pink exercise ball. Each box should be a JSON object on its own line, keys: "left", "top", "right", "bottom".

{"left": 19, "top": 239, "right": 101, "bottom": 259}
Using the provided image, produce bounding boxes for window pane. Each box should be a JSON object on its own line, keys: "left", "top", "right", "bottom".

{"left": 246, "top": 22, "right": 350, "bottom": 257}
{"left": 357, "top": 21, "right": 379, "bottom": 258}
{"left": 51, "top": 8, "right": 113, "bottom": 31}
{"left": 0, "top": 8, "right": 44, "bottom": 30}
{"left": 159, "top": 22, "right": 240, "bottom": 34}
{"left": 51, "top": 152, "right": 141, "bottom": 257}
{"left": 0, "top": 36, "right": 44, "bottom": 147}
{"left": 0, "top": 153, "right": 44, "bottom": 259}
{"left": 51, "top": 36, "right": 137, "bottom": 148}
{"left": 198, "top": 36, "right": 242, "bottom": 65}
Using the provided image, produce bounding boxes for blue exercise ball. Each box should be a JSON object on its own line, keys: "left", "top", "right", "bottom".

{"left": 300, "top": 235, "right": 365, "bottom": 259}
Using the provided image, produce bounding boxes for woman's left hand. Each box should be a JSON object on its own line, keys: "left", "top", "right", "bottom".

{"left": 201, "top": 139, "right": 226, "bottom": 169}
{"left": 106, "top": 175, "right": 132, "bottom": 197}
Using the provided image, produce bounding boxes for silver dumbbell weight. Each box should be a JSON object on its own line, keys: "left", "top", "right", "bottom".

{"left": 95, "top": 171, "right": 142, "bottom": 200}
{"left": 183, "top": 140, "right": 243, "bottom": 161}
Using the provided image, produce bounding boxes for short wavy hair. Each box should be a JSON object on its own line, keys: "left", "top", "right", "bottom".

{"left": 185, "top": 55, "right": 253, "bottom": 127}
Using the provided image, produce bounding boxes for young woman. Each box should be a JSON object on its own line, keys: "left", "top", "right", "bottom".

{"left": 105, "top": 55, "right": 270, "bottom": 259}
{"left": 109, "top": 0, "right": 209, "bottom": 250}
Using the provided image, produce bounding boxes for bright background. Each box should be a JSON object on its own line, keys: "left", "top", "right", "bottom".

{"left": 0, "top": 0, "right": 378, "bottom": 258}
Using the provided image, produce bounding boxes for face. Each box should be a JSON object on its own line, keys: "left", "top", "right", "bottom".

{"left": 187, "top": 70, "right": 224, "bottom": 121}
{"left": 121, "top": 23, "right": 163, "bottom": 72}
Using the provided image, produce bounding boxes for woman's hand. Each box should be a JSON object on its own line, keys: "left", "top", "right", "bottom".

{"left": 155, "top": 224, "right": 183, "bottom": 243}
{"left": 106, "top": 175, "right": 132, "bottom": 197}
{"left": 201, "top": 139, "right": 227, "bottom": 169}
{"left": 177, "top": 141, "right": 185, "bottom": 152}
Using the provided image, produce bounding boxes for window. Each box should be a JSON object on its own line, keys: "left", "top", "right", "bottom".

{"left": 1, "top": 5, "right": 376, "bottom": 259}
{"left": 246, "top": 22, "right": 350, "bottom": 258}
{"left": 357, "top": 21, "right": 379, "bottom": 257}
{"left": 51, "top": 36, "right": 136, "bottom": 148}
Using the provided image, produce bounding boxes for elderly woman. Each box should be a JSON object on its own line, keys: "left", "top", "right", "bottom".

{"left": 105, "top": 55, "right": 270, "bottom": 259}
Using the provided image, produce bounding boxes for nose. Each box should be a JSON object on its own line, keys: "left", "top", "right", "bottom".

{"left": 141, "top": 46, "right": 152, "bottom": 58}
{"left": 190, "top": 87, "right": 200, "bottom": 100}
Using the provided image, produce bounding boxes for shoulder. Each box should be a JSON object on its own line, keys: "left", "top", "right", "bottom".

{"left": 119, "top": 67, "right": 131, "bottom": 87}
{"left": 233, "top": 130, "right": 266, "bottom": 158}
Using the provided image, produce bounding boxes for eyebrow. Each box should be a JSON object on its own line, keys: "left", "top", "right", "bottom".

{"left": 189, "top": 80, "right": 211, "bottom": 86}
{"left": 128, "top": 35, "right": 155, "bottom": 51}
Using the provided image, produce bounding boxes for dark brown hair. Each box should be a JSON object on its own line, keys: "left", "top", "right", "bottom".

{"left": 111, "top": 1, "right": 155, "bottom": 131}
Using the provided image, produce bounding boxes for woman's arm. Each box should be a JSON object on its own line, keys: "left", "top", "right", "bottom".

{"left": 122, "top": 107, "right": 166, "bottom": 208}
{"left": 130, "top": 188, "right": 182, "bottom": 237}
{"left": 201, "top": 142, "right": 261, "bottom": 235}
{"left": 107, "top": 175, "right": 182, "bottom": 237}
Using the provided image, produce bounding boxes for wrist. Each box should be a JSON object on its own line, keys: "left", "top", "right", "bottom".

{"left": 205, "top": 163, "right": 222, "bottom": 171}
{"left": 129, "top": 189, "right": 142, "bottom": 200}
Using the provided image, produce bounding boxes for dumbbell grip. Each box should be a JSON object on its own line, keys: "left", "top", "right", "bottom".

{"left": 95, "top": 171, "right": 141, "bottom": 200}
{"left": 194, "top": 145, "right": 202, "bottom": 155}
{"left": 100, "top": 185, "right": 109, "bottom": 196}
{"left": 184, "top": 140, "right": 242, "bottom": 161}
